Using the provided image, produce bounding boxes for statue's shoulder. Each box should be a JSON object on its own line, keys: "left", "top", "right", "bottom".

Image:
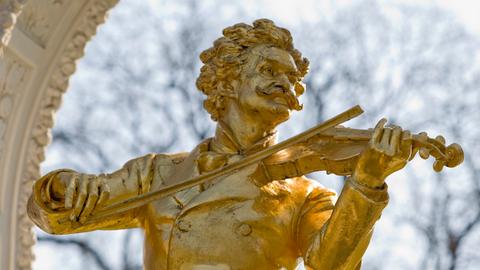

{"left": 149, "top": 139, "right": 212, "bottom": 188}
{"left": 257, "top": 177, "right": 336, "bottom": 219}
{"left": 153, "top": 152, "right": 190, "bottom": 166}
{"left": 260, "top": 176, "right": 336, "bottom": 205}
{"left": 123, "top": 152, "right": 189, "bottom": 166}
{"left": 132, "top": 152, "right": 187, "bottom": 189}
{"left": 282, "top": 176, "right": 337, "bottom": 201}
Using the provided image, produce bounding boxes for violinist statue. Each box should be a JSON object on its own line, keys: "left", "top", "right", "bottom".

{"left": 28, "top": 19, "right": 463, "bottom": 270}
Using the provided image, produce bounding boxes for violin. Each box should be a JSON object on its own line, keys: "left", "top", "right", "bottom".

{"left": 76, "top": 105, "right": 464, "bottom": 224}
{"left": 258, "top": 125, "right": 464, "bottom": 183}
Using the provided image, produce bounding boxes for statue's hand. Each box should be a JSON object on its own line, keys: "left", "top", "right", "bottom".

{"left": 50, "top": 172, "right": 110, "bottom": 223}
{"left": 353, "top": 118, "right": 413, "bottom": 188}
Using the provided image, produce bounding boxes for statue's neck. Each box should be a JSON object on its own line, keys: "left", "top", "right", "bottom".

{"left": 211, "top": 97, "right": 280, "bottom": 154}
{"left": 211, "top": 120, "right": 277, "bottom": 155}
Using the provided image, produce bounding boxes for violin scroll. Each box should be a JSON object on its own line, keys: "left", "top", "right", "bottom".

{"left": 410, "top": 133, "right": 464, "bottom": 172}
{"left": 430, "top": 143, "right": 464, "bottom": 172}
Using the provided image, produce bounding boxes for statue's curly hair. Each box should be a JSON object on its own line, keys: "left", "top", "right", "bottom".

{"left": 196, "top": 19, "right": 310, "bottom": 121}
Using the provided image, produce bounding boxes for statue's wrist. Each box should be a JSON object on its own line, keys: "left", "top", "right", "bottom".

{"left": 352, "top": 172, "right": 385, "bottom": 189}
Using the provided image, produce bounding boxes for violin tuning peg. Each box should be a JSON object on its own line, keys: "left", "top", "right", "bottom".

{"left": 419, "top": 132, "right": 428, "bottom": 141}
{"left": 419, "top": 147, "right": 430, "bottom": 159}
{"left": 435, "top": 135, "right": 446, "bottom": 145}
{"left": 433, "top": 160, "right": 445, "bottom": 172}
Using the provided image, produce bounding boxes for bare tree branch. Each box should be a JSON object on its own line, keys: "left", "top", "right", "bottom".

{"left": 37, "top": 236, "right": 112, "bottom": 270}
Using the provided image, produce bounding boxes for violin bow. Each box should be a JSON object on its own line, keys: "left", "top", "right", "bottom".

{"left": 67, "top": 105, "right": 365, "bottom": 225}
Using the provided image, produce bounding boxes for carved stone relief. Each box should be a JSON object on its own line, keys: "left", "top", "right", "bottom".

{"left": 16, "top": 0, "right": 71, "bottom": 48}
{"left": 0, "top": 49, "right": 31, "bottom": 158}
{"left": 0, "top": 0, "right": 29, "bottom": 54}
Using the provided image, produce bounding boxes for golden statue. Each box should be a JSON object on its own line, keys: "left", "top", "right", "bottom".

{"left": 27, "top": 19, "right": 463, "bottom": 269}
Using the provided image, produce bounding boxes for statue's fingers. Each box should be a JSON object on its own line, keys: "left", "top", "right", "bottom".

{"left": 375, "top": 118, "right": 388, "bottom": 129}
{"left": 400, "top": 130, "right": 413, "bottom": 160}
{"left": 371, "top": 118, "right": 387, "bottom": 145}
{"left": 388, "top": 126, "right": 402, "bottom": 156}
{"left": 97, "top": 181, "right": 110, "bottom": 208}
{"left": 380, "top": 127, "right": 392, "bottom": 154}
{"left": 401, "top": 130, "right": 412, "bottom": 141}
{"left": 401, "top": 130, "right": 420, "bottom": 161}
{"left": 70, "top": 175, "right": 88, "bottom": 221}
{"left": 79, "top": 179, "right": 99, "bottom": 224}
{"left": 64, "top": 175, "right": 78, "bottom": 209}
{"left": 418, "top": 132, "right": 428, "bottom": 143}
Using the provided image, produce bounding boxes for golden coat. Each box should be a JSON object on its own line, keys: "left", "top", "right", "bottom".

{"left": 28, "top": 139, "right": 388, "bottom": 270}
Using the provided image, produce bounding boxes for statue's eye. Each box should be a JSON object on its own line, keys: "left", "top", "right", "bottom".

{"left": 260, "top": 65, "right": 274, "bottom": 76}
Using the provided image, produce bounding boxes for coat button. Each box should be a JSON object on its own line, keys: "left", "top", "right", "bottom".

{"left": 236, "top": 223, "right": 252, "bottom": 236}
{"left": 177, "top": 220, "right": 191, "bottom": 232}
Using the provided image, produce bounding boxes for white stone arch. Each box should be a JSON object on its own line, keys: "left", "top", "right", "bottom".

{"left": 0, "top": 0, "right": 119, "bottom": 269}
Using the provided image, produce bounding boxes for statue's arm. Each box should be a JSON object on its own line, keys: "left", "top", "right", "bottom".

{"left": 27, "top": 153, "right": 161, "bottom": 234}
{"left": 296, "top": 119, "right": 416, "bottom": 269}
{"left": 296, "top": 177, "right": 388, "bottom": 269}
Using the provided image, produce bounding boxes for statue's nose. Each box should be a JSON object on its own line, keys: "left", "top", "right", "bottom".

{"left": 275, "top": 74, "right": 292, "bottom": 93}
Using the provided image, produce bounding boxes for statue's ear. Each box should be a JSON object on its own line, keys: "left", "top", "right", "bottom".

{"left": 218, "top": 81, "right": 238, "bottom": 99}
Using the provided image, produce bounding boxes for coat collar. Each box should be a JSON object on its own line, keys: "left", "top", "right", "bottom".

{"left": 211, "top": 120, "right": 278, "bottom": 155}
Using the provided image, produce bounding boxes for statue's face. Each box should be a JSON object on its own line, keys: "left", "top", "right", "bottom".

{"left": 234, "top": 45, "right": 300, "bottom": 127}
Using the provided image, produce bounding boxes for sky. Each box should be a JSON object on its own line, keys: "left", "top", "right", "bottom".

{"left": 425, "top": 0, "right": 480, "bottom": 34}
{"left": 211, "top": 0, "right": 480, "bottom": 35}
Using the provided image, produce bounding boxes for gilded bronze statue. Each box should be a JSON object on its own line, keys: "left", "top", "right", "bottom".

{"left": 28, "top": 19, "right": 463, "bottom": 270}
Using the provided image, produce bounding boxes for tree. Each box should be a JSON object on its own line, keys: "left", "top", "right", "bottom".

{"left": 299, "top": 1, "right": 480, "bottom": 269}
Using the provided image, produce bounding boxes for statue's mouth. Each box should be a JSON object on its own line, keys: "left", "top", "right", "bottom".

{"left": 273, "top": 96, "right": 288, "bottom": 107}
{"left": 255, "top": 84, "right": 303, "bottom": 111}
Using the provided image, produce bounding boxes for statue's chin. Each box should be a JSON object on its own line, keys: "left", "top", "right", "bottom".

{"left": 268, "top": 105, "right": 291, "bottom": 126}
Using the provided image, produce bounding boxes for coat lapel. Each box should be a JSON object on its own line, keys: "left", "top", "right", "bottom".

{"left": 178, "top": 164, "right": 260, "bottom": 216}
{"left": 167, "top": 140, "right": 207, "bottom": 208}
{"left": 168, "top": 138, "right": 261, "bottom": 216}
